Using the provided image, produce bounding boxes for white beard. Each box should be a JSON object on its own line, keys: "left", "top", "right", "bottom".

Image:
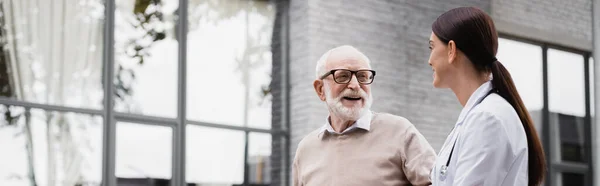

{"left": 324, "top": 83, "right": 373, "bottom": 121}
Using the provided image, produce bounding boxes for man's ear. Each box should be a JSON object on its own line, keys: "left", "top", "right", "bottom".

{"left": 313, "top": 80, "right": 326, "bottom": 101}
{"left": 447, "top": 40, "right": 457, "bottom": 64}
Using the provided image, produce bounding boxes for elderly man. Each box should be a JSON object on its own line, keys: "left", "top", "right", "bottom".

{"left": 292, "top": 45, "right": 436, "bottom": 186}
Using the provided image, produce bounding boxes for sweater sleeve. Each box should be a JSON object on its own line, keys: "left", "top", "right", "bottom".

{"left": 293, "top": 158, "right": 302, "bottom": 186}
{"left": 292, "top": 146, "right": 304, "bottom": 186}
{"left": 401, "top": 124, "right": 437, "bottom": 186}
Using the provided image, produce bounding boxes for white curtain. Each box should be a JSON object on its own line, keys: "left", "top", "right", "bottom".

{"left": 1, "top": 0, "right": 104, "bottom": 185}
{"left": 3, "top": 0, "right": 104, "bottom": 107}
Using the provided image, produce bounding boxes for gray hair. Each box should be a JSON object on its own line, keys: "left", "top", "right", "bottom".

{"left": 315, "top": 45, "right": 372, "bottom": 79}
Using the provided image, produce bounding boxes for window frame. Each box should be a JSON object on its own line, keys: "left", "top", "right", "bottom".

{"left": 499, "top": 33, "right": 594, "bottom": 186}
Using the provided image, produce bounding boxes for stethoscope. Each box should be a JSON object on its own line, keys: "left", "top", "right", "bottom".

{"left": 439, "top": 140, "right": 457, "bottom": 178}
{"left": 439, "top": 89, "right": 497, "bottom": 180}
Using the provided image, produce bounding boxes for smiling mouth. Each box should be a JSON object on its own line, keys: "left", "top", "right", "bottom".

{"left": 343, "top": 96, "right": 362, "bottom": 101}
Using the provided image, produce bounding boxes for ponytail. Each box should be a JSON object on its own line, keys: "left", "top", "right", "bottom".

{"left": 490, "top": 61, "right": 546, "bottom": 186}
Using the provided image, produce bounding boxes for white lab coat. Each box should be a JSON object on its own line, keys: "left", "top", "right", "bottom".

{"left": 431, "top": 81, "right": 529, "bottom": 186}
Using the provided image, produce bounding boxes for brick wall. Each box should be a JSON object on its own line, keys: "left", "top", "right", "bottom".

{"left": 492, "top": 0, "right": 592, "bottom": 44}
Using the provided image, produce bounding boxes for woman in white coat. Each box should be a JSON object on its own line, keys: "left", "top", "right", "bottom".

{"left": 427, "top": 7, "right": 546, "bottom": 186}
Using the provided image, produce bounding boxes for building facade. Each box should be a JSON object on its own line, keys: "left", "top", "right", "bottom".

{"left": 272, "top": 0, "right": 596, "bottom": 186}
{"left": 0, "top": 0, "right": 596, "bottom": 186}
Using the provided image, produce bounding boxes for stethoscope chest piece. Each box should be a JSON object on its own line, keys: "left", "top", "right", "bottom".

{"left": 439, "top": 164, "right": 448, "bottom": 180}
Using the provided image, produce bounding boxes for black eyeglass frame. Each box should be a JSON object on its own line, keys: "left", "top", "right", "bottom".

{"left": 319, "top": 69, "right": 377, "bottom": 84}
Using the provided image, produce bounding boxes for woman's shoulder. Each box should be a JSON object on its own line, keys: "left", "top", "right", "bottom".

{"left": 461, "top": 93, "right": 529, "bottom": 154}
{"left": 472, "top": 93, "right": 519, "bottom": 121}
{"left": 464, "top": 93, "right": 526, "bottom": 139}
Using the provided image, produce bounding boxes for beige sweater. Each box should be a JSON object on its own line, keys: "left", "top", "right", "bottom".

{"left": 293, "top": 112, "right": 436, "bottom": 186}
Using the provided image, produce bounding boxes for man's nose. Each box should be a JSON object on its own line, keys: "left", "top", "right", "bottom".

{"left": 346, "top": 75, "right": 360, "bottom": 90}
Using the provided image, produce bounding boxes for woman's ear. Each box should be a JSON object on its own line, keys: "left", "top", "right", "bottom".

{"left": 314, "top": 80, "right": 326, "bottom": 101}
{"left": 447, "top": 40, "right": 457, "bottom": 64}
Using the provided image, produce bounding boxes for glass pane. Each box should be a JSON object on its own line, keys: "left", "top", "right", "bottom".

{"left": 187, "top": 0, "right": 275, "bottom": 129}
{"left": 116, "top": 122, "right": 172, "bottom": 184}
{"left": 0, "top": 0, "right": 105, "bottom": 109}
{"left": 561, "top": 172, "right": 585, "bottom": 186}
{"left": 497, "top": 38, "right": 544, "bottom": 133}
{"left": 248, "top": 133, "right": 272, "bottom": 184}
{"left": 0, "top": 105, "right": 103, "bottom": 186}
{"left": 590, "top": 57, "right": 594, "bottom": 117}
{"left": 113, "top": 0, "right": 179, "bottom": 118}
{"left": 186, "top": 125, "right": 244, "bottom": 185}
{"left": 547, "top": 49, "right": 587, "bottom": 163}
{"left": 548, "top": 49, "right": 586, "bottom": 116}
{"left": 553, "top": 113, "right": 587, "bottom": 162}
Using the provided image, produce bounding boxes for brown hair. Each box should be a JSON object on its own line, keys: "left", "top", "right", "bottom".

{"left": 432, "top": 7, "right": 546, "bottom": 186}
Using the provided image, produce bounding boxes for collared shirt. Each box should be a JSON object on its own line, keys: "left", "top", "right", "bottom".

{"left": 318, "top": 110, "right": 372, "bottom": 135}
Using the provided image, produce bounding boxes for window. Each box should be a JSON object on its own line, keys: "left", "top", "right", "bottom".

{"left": 0, "top": 105, "right": 103, "bottom": 185}
{"left": 547, "top": 48, "right": 588, "bottom": 163}
{"left": 0, "top": 0, "right": 285, "bottom": 186}
{"left": 248, "top": 133, "right": 272, "bottom": 184}
{"left": 186, "top": 0, "right": 274, "bottom": 129}
{"left": 547, "top": 49, "right": 586, "bottom": 118}
{"left": 498, "top": 36, "right": 593, "bottom": 186}
{"left": 115, "top": 122, "right": 173, "bottom": 182}
{"left": 0, "top": 0, "right": 105, "bottom": 109}
{"left": 186, "top": 125, "right": 245, "bottom": 185}
{"left": 113, "top": 0, "right": 180, "bottom": 118}
{"left": 496, "top": 38, "right": 544, "bottom": 132}
{"left": 561, "top": 172, "right": 585, "bottom": 186}
{"left": 590, "top": 57, "right": 595, "bottom": 116}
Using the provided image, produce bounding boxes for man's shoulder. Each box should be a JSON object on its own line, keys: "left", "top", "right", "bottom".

{"left": 371, "top": 112, "right": 415, "bottom": 131}
{"left": 295, "top": 128, "right": 323, "bottom": 153}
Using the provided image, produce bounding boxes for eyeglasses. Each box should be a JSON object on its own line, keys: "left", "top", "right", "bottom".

{"left": 319, "top": 69, "right": 376, "bottom": 84}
